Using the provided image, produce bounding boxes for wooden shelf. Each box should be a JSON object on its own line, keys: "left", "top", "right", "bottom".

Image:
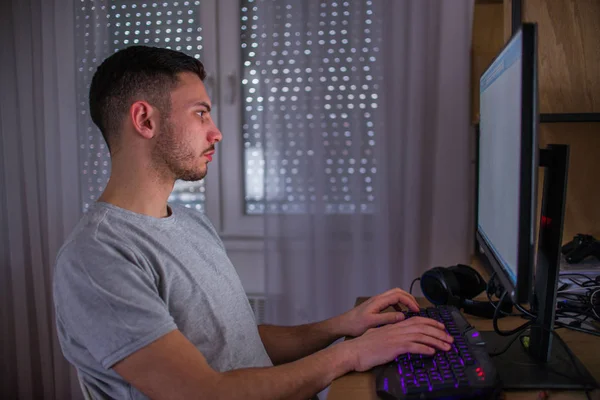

{"left": 505, "top": 0, "right": 600, "bottom": 239}
{"left": 511, "top": 0, "right": 600, "bottom": 114}
{"left": 536, "top": 123, "right": 600, "bottom": 241}
{"left": 471, "top": 1, "right": 600, "bottom": 241}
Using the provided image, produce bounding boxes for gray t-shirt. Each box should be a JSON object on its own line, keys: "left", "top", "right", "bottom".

{"left": 53, "top": 202, "right": 272, "bottom": 399}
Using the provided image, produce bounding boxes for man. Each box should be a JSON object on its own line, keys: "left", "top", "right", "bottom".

{"left": 53, "top": 46, "right": 452, "bottom": 400}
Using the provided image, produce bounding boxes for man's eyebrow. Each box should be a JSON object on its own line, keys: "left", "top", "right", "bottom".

{"left": 191, "top": 101, "right": 212, "bottom": 112}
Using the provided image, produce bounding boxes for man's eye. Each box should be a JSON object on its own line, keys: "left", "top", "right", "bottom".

{"left": 197, "top": 111, "right": 206, "bottom": 117}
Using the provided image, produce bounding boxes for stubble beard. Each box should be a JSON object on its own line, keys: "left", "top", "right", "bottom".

{"left": 152, "top": 118, "right": 208, "bottom": 182}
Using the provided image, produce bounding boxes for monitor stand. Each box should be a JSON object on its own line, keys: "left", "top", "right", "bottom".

{"left": 480, "top": 331, "right": 595, "bottom": 390}
{"left": 482, "top": 145, "right": 597, "bottom": 390}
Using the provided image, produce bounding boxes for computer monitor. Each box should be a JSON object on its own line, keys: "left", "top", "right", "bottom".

{"left": 476, "top": 23, "right": 596, "bottom": 390}
{"left": 476, "top": 24, "right": 537, "bottom": 305}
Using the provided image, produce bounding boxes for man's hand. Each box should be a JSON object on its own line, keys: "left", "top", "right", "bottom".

{"left": 335, "top": 288, "right": 420, "bottom": 338}
{"left": 342, "top": 316, "right": 453, "bottom": 372}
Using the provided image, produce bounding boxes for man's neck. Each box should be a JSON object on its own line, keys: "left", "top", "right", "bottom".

{"left": 98, "top": 161, "right": 175, "bottom": 219}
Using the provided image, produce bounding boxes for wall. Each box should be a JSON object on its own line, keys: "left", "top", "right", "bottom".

{"left": 518, "top": 0, "right": 600, "bottom": 241}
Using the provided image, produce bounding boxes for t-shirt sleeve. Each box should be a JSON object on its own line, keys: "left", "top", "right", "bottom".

{"left": 53, "top": 238, "right": 177, "bottom": 369}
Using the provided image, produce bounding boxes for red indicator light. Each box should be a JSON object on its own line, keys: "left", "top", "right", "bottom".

{"left": 541, "top": 215, "right": 552, "bottom": 228}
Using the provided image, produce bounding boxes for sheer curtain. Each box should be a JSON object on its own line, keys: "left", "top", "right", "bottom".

{"left": 0, "top": 0, "right": 474, "bottom": 398}
{"left": 0, "top": 0, "right": 81, "bottom": 398}
{"left": 260, "top": 0, "right": 475, "bottom": 326}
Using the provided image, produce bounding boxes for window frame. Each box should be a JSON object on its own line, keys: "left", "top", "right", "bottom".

{"left": 213, "top": 0, "right": 380, "bottom": 238}
{"left": 216, "top": 0, "right": 264, "bottom": 237}
{"left": 198, "top": 0, "right": 224, "bottom": 231}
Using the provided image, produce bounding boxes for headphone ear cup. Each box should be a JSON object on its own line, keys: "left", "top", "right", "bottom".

{"left": 448, "top": 264, "right": 486, "bottom": 300}
{"left": 420, "top": 267, "right": 461, "bottom": 306}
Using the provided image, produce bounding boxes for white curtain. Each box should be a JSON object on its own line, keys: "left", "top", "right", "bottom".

{"left": 261, "top": 0, "right": 475, "bottom": 326}
{"left": 0, "top": 0, "right": 82, "bottom": 398}
{"left": 0, "top": 0, "right": 474, "bottom": 398}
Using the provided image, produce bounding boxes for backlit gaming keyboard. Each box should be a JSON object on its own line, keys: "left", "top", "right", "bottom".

{"left": 375, "top": 305, "right": 500, "bottom": 399}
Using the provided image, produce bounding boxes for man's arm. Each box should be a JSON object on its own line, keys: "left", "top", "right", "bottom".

{"left": 258, "top": 316, "right": 345, "bottom": 365}
{"left": 114, "top": 318, "right": 452, "bottom": 400}
{"left": 114, "top": 329, "right": 351, "bottom": 400}
{"left": 258, "top": 288, "right": 420, "bottom": 364}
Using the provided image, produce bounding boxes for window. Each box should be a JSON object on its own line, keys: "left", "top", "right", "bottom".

{"left": 240, "top": 1, "right": 381, "bottom": 215}
{"left": 75, "top": 0, "right": 382, "bottom": 234}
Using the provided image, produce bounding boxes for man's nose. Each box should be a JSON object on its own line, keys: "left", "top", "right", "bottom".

{"left": 210, "top": 125, "right": 223, "bottom": 143}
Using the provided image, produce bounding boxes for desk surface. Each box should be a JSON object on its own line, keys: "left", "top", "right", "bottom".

{"left": 327, "top": 297, "right": 600, "bottom": 400}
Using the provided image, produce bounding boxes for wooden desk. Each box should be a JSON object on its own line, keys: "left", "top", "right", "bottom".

{"left": 327, "top": 297, "right": 600, "bottom": 400}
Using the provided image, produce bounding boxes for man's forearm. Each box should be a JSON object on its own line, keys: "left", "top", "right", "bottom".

{"left": 214, "top": 342, "right": 354, "bottom": 400}
{"left": 258, "top": 316, "right": 346, "bottom": 365}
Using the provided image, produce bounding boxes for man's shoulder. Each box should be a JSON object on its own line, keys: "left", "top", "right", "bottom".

{"left": 57, "top": 205, "right": 107, "bottom": 254}
{"left": 55, "top": 204, "right": 140, "bottom": 268}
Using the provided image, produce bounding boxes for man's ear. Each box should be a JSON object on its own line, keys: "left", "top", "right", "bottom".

{"left": 130, "top": 101, "right": 157, "bottom": 140}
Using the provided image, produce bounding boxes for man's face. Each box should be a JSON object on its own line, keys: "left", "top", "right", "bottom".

{"left": 152, "top": 72, "right": 222, "bottom": 182}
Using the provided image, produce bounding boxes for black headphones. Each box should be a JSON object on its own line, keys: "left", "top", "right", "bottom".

{"left": 420, "top": 264, "right": 512, "bottom": 319}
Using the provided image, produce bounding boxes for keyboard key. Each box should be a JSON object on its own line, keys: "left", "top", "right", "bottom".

{"left": 455, "top": 373, "right": 467, "bottom": 382}
{"left": 406, "top": 384, "right": 429, "bottom": 394}
{"left": 434, "top": 381, "right": 456, "bottom": 390}
{"left": 431, "top": 379, "right": 444, "bottom": 386}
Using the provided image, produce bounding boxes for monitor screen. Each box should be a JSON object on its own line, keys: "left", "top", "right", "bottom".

{"left": 477, "top": 25, "right": 537, "bottom": 303}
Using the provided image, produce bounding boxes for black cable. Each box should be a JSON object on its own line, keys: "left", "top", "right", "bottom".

{"left": 485, "top": 271, "right": 497, "bottom": 294}
{"left": 514, "top": 303, "right": 536, "bottom": 319}
{"left": 556, "top": 287, "right": 600, "bottom": 324}
{"left": 565, "top": 278, "right": 600, "bottom": 292}
{"left": 488, "top": 331, "right": 528, "bottom": 357}
{"left": 582, "top": 280, "right": 600, "bottom": 288}
{"left": 556, "top": 307, "right": 597, "bottom": 320}
{"left": 486, "top": 273, "right": 526, "bottom": 318}
{"left": 482, "top": 276, "right": 599, "bottom": 388}
{"left": 480, "top": 278, "right": 599, "bottom": 389}
{"left": 555, "top": 310, "right": 593, "bottom": 326}
{"left": 493, "top": 291, "right": 534, "bottom": 336}
{"left": 487, "top": 275, "right": 600, "bottom": 328}
{"left": 555, "top": 321, "right": 600, "bottom": 337}
{"left": 568, "top": 277, "right": 595, "bottom": 287}
{"left": 409, "top": 278, "right": 420, "bottom": 295}
{"left": 558, "top": 293, "right": 588, "bottom": 303}
{"left": 559, "top": 273, "right": 598, "bottom": 282}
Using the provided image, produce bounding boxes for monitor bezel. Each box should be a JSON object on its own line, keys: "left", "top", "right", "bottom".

{"left": 476, "top": 23, "right": 537, "bottom": 304}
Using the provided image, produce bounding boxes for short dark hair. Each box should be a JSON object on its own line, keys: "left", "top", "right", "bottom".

{"left": 89, "top": 46, "right": 206, "bottom": 152}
